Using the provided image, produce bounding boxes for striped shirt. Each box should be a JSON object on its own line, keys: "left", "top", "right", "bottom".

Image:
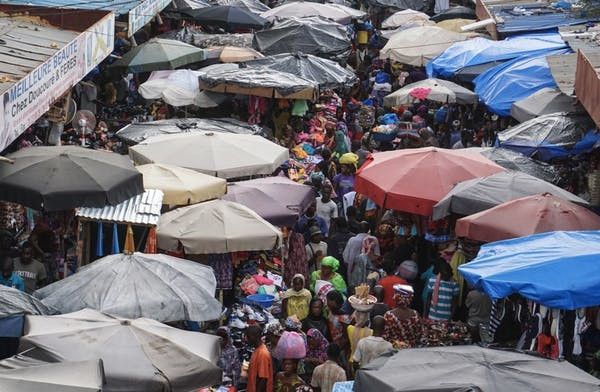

{"left": 427, "top": 278, "right": 459, "bottom": 320}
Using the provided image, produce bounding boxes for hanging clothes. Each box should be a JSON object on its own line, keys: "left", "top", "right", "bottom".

{"left": 449, "top": 249, "right": 467, "bottom": 306}
{"left": 123, "top": 224, "right": 135, "bottom": 254}
{"left": 111, "top": 223, "right": 120, "bottom": 254}
{"left": 96, "top": 222, "right": 104, "bottom": 257}
{"left": 207, "top": 253, "right": 233, "bottom": 290}
{"left": 144, "top": 227, "right": 157, "bottom": 254}
{"left": 283, "top": 232, "right": 308, "bottom": 286}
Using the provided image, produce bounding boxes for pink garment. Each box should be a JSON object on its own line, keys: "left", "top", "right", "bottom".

{"left": 431, "top": 273, "right": 442, "bottom": 307}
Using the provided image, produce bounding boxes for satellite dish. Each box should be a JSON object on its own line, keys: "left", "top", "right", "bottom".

{"left": 72, "top": 110, "right": 97, "bottom": 147}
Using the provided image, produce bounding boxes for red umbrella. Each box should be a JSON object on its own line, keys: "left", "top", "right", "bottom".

{"left": 456, "top": 193, "right": 600, "bottom": 243}
{"left": 354, "top": 147, "right": 504, "bottom": 216}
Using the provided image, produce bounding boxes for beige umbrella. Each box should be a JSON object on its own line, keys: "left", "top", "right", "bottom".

{"left": 218, "top": 46, "right": 264, "bottom": 62}
{"left": 379, "top": 26, "right": 472, "bottom": 66}
{"left": 157, "top": 199, "right": 282, "bottom": 254}
{"left": 129, "top": 131, "right": 289, "bottom": 179}
{"left": 381, "top": 9, "right": 431, "bottom": 29}
{"left": 137, "top": 163, "right": 226, "bottom": 205}
{"left": 437, "top": 18, "right": 476, "bottom": 32}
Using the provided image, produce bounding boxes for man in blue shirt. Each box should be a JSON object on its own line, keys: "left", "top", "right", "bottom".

{"left": 0, "top": 254, "right": 25, "bottom": 292}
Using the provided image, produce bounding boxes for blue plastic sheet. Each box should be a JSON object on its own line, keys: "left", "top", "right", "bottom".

{"left": 473, "top": 48, "right": 572, "bottom": 116}
{"left": 426, "top": 32, "right": 567, "bottom": 78}
{"left": 0, "top": 314, "right": 24, "bottom": 337}
{"left": 459, "top": 231, "right": 600, "bottom": 310}
{"left": 492, "top": 4, "right": 593, "bottom": 34}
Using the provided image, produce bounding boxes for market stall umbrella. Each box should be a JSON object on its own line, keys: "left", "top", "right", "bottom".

{"left": 19, "top": 309, "right": 222, "bottom": 392}
{"left": 479, "top": 147, "right": 558, "bottom": 183}
{"left": 354, "top": 345, "right": 600, "bottom": 391}
{"left": 138, "top": 69, "right": 208, "bottom": 107}
{"left": 510, "top": 87, "right": 581, "bottom": 123}
{"left": 34, "top": 253, "right": 222, "bottom": 322}
{"left": 430, "top": 5, "right": 476, "bottom": 22}
{"left": 0, "top": 357, "right": 104, "bottom": 392}
{"left": 436, "top": 18, "right": 475, "bottom": 32}
{"left": 354, "top": 147, "right": 505, "bottom": 216}
{"left": 459, "top": 231, "right": 600, "bottom": 309}
{"left": 0, "top": 285, "right": 55, "bottom": 317}
{"left": 260, "top": 2, "right": 366, "bottom": 24}
{"left": 380, "top": 20, "right": 434, "bottom": 38}
{"left": 0, "top": 147, "right": 144, "bottom": 211}
{"left": 137, "top": 163, "right": 226, "bottom": 205}
{"left": 496, "top": 112, "right": 599, "bottom": 161}
{"left": 198, "top": 65, "right": 318, "bottom": 100}
{"left": 158, "top": 199, "right": 282, "bottom": 254}
{"left": 246, "top": 52, "right": 357, "bottom": 89}
{"left": 456, "top": 193, "right": 600, "bottom": 243}
{"left": 253, "top": 16, "right": 351, "bottom": 59}
{"left": 381, "top": 9, "right": 430, "bottom": 29}
{"left": 116, "top": 118, "right": 266, "bottom": 145}
{"left": 432, "top": 170, "right": 587, "bottom": 220}
{"left": 383, "top": 78, "right": 477, "bottom": 107}
{"left": 214, "top": 0, "right": 270, "bottom": 14}
{"left": 109, "top": 38, "right": 207, "bottom": 74}
{"left": 379, "top": 26, "right": 471, "bottom": 66}
{"left": 221, "top": 176, "right": 315, "bottom": 226}
{"left": 129, "top": 131, "right": 288, "bottom": 179}
{"left": 183, "top": 6, "right": 268, "bottom": 30}
{"left": 218, "top": 45, "right": 264, "bottom": 62}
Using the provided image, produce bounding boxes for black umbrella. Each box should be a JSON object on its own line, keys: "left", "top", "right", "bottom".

{"left": 430, "top": 6, "right": 476, "bottom": 22}
{"left": 0, "top": 146, "right": 144, "bottom": 211}
{"left": 183, "top": 5, "right": 268, "bottom": 30}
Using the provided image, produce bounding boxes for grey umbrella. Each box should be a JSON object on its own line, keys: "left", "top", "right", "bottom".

{"left": 0, "top": 146, "right": 143, "bottom": 211}
{"left": 246, "top": 52, "right": 357, "bottom": 89}
{"left": 355, "top": 346, "right": 600, "bottom": 392}
{"left": 432, "top": 170, "right": 587, "bottom": 220}
{"left": 109, "top": 38, "right": 207, "bottom": 74}
{"left": 511, "top": 87, "right": 582, "bottom": 123}
{"left": 0, "top": 285, "right": 55, "bottom": 317}
{"left": 34, "top": 252, "right": 222, "bottom": 322}
{"left": 479, "top": 147, "right": 559, "bottom": 184}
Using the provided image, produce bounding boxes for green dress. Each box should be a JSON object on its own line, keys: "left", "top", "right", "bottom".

{"left": 310, "top": 271, "right": 347, "bottom": 294}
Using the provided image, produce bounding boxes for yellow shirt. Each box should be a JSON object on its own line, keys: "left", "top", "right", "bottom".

{"left": 284, "top": 289, "right": 312, "bottom": 320}
{"left": 347, "top": 325, "right": 373, "bottom": 362}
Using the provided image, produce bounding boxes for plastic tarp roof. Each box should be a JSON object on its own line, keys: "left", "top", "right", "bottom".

{"left": 246, "top": 53, "right": 357, "bottom": 89}
{"left": 366, "top": 0, "right": 425, "bottom": 10}
{"left": 354, "top": 345, "right": 600, "bottom": 391}
{"left": 459, "top": 231, "right": 600, "bottom": 309}
{"left": 426, "top": 32, "right": 568, "bottom": 79}
{"left": 253, "top": 16, "right": 351, "bottom": 59}
{"left": 0, "top": 286, "right": 56, "bottom": 318}
{"left": 511, "top": 87, "right": 581, "bottom": 123}
{"left": 473, "top": 48, "right": 572, "bottom": 116}
{"left": 496, "top": 112, "right": 599, "bottom": 161}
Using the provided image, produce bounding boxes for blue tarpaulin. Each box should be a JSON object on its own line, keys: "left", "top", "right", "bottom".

{"left": 426, "top": 32, "right": 567, "bottom": 79}
{"left": 491, "top": 4, "right": 594, "bottom": 34}
{"left": 0, "top": 314, "right": 24, "bottom": 338}
{"left": 459, "top": 231, "right": 600, "bottom": 310}
{"left": 473, "top": 48, "right": 572, "bottom": 116}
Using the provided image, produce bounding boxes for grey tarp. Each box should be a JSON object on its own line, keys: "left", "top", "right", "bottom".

{"left": 454, "top": 61, "right": 505, "bottom": 83}
{"left": 161, "top": 27, "right": 254, "bottom": 48}
{"left": 214, "top": 0, "right": 270, "bottom": 14}
{"left": 366, "top": 0, "right": 425, "bottom": 10}
{"left": 0, "top": 356, "right": 104, "bottom": 392}
{"left": 511, "top": 87, "right": 581, "bottom": 123}
{"left": 430, "top": 6, "right": 475, "bottom": 22}
{"left": 198, "top": 65, "right": 318, "bottom": 99}
{"left": 253, "top": 16, "right": 351, "bottom": 60}
{"left": 354, "top": 346, "right": 600, "bottom": 392}
{"left": 34, "top": 253, "right": 222, "bottom": 323}
{"left": 432, "top": 170, "right": 588, "bottom": 220}
{"left": 246, "top": 53, "right": 357, "bottom": 89}
{"left": 0, "top": 285, "right": 55, "bottom": 317}
{"left": 0, "top": 146, "right": 144, "bottom": 211}
{"left": 116, "top": 118, "right": 267, "bottom": 144}
{"left": 20, "top": 309, "right": 222, "bottom": 392}
{"left": 479, "top": 147, "right": 559, "bottom": 184}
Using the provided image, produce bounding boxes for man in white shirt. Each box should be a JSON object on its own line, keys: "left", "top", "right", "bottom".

{"left": 312, "top": 343, "right": 346, "bottom": 392}
{"left": 316, "top": 185, "right": 338, "bottom": 233}
{"left": 306, "top": 226, "right": 328, "bottom": 274}
{"left": 353, "top": 316, "right": 393, "bottom": 368}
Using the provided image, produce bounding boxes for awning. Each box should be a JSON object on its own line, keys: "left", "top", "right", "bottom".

{"left": 0, "top": 0, "right": 166, "bottom": 35}
{"left": 0, "top": 6, "right": 115, "bottom": 152}
{"left": 76, "top": 189, "right": 164, "bottom": 226}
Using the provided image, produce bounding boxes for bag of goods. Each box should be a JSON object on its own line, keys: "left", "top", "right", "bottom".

{"left": 273, "top": 331, "right": 307, "bottom": 359}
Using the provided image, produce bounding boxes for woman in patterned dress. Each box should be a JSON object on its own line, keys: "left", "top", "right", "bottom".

{"left": 382, "top": 284, "right": 423, "bottom": 348}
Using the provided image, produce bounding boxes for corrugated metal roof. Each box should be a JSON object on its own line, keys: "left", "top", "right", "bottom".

{"left": 1, "top": 0, "right": 141, "bottom": 16}
{"left": 0, "top": 18, "right": 79, "bottom": 94}
{"left": 76, "top": 189, "right": 164, "bottom": 226}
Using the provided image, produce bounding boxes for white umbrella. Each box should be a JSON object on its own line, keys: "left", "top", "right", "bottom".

{"left": 139, "top": 69, "right": 205, "bottom": 107}
{"left": 261, "top": 2, "right": 365, "bottom": 24}
{"left": 137, "top": 163, "right": 226, "bottom": 205}
{"left": 158, "top": 199, "right": 282, "bottom": 254}
{"left": 384, "top": 78, "right": 478, "bottom": 106}
{"left": 129, "top": 131, "right": 289, "bottom": 179}
{"left": 380, "top": 20, "right": 435, "bottom": 38}
{"left": 0, "top": 357, "right": 104, "bottom": 392}
{"left": 0, "top": 285, "right": 55, "bottom": 316}
{"left": 20, "top": 309, "right": 222, "bottom": 392}
{"left": 380, "top": 26, "right": 471, "bottom": 66}
{"left": 34, "top": 253, "right": 223, "bottom": 322}
{"left": 381, "top": 9, "right": 431, "bottom": 29}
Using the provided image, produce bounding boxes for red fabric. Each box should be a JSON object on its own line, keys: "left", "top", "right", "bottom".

{"left": 409, "top": 87, "right": 431, "bottom": 100}
{"left": 379, "top": 275, "right": 408, "bottom": 309}
{"left": 354, "top": 147, "right": 504, "bottom": 216}
{"left": 455, "top": 193, "right": 600, "bottom": 242}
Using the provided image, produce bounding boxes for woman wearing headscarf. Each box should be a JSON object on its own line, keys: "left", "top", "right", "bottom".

{"left": 302, "top": 298, "right": 331, "bottom": 341}
{"left": 310, "top": 256, "right": 347, "bottom": 295}
{"left": 216, "top": 327, "right": 241, "bottom": 388}
{"left": 305, "top": 328, "right": 329, "bottom": 376}
{"left": 283, "top": 274, "right": 313, "bottom": 320}
{"left": 382, "top": 284, "right": 423, "bottom": 348}
{"left": 347, "top": 236, "right": 379, "bottom": 289}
